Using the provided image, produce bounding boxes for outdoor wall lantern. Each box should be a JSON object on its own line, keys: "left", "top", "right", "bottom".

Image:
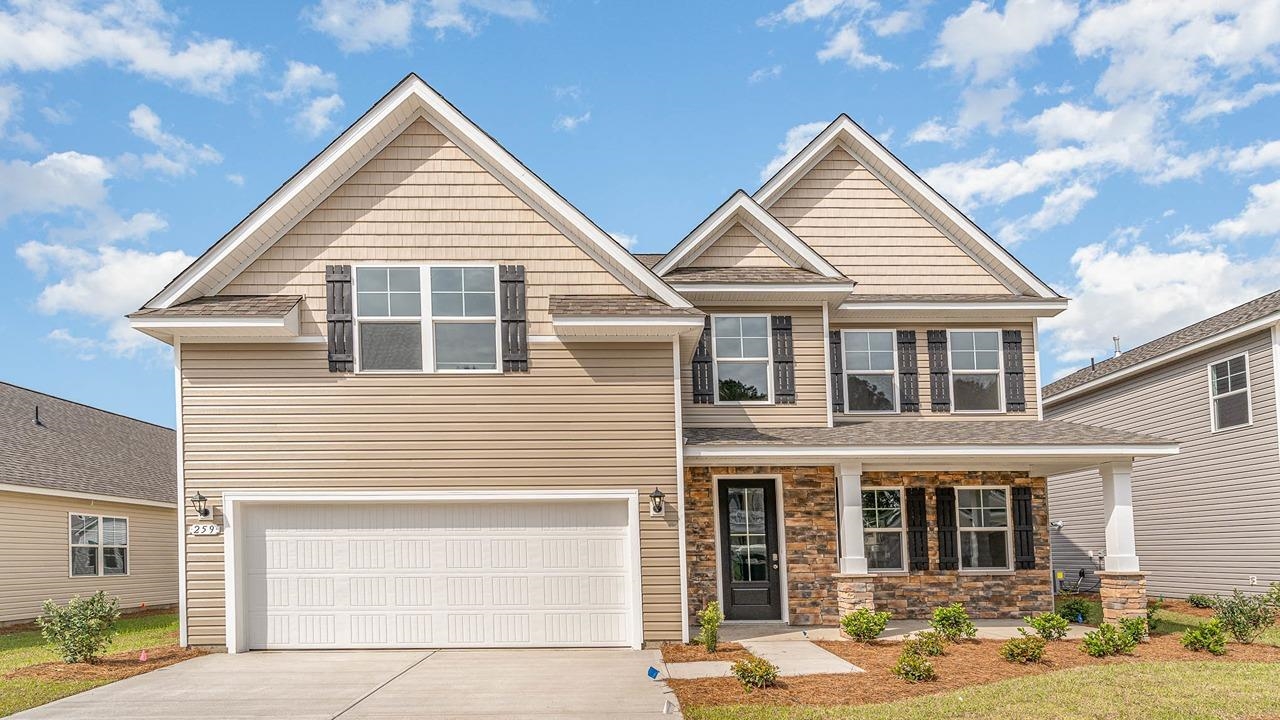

{"left": 190, "top": 491, "right": 211, "bottom": 518}
{"left": 649, "top": 487, "right": 666, "bottom": 517}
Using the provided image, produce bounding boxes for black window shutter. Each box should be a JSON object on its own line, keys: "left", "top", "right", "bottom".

{"left": 692, "top": 316, "right": 714, "bottom": 404}
{"left": 927, "top": 330, "right": 950, "bottom": 412}
{"left": 829, "top": 331, "right": 844, "bottom": 414}
{"left": 772, "top": 315, "right": 795, "bottom": 404}
{"left": 1003, "top": 329, "right": 1026, "bottom": 412}
{"left": 1012, "top": 486, "right": 1036, "bottom": 569}
{"left": 906, "top": 487, "right": 929, "bottom": 571}
{"left": 897, "top": 330, "right": 920, "bottom": 413}
{"left": 325, "top": 265, "right": 353, "bottom": 373}
{"left": 936, "top": 487, "right": 959, "bottom": 570}
{"left": 499, "top": 265, "right": 529, "bottom": 373}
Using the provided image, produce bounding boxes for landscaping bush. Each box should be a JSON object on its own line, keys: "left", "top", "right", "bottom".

{"left": 930, "top": 602, "right": 977, "bottom": 642}
{"left": 891, "top": 646, "right": 936, "bottom": 683}
{"left": 1188, "top": 594, "right": 1216, "bottom": 609}
{"left": 731, "top": 657, "right": 778, "bottom": 691}
{"left": 1182, "top": 619, "right": 1228, "bottom": 656}
{"left": 1081, "top": 622, "right": 1137, "bottom": 658}
{"left": 37, "top": 591, "right": 120, "bottom": 663}
{"left": 999, "top": 630, "right": 1047, "bottom": 664}
{"left": 1027, "top": 611, "right": 1069, "bottom": 641}
{"left": 1212, "top": 589, "right": 1278, "bottom": 644}
{"left": 903, "top": 630, "right": 946, "bottom": 657}
{"left": 695, "top": 601, "right": 724, "bottom": 653}
{"left": 1265, "top": 582, "right": 1280, "bottom": 607}
{"left": 840, "top": 608, "right": 891, "bottom": 642}
{"left": 1120, "top": 616, "right": 1149, "bottom": 644}
{"left": 1055, "top": 595, "right": 1093, "bottom": 623}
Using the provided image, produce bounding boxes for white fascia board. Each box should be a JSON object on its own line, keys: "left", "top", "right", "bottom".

{"left": 129, "top": 316, "right": 291, "bottom": 329}
{"left": 839, "top": 300, "right": 1069, "bottom": 314}
{"left": 0, "top": 483, "right": 176, "bottom": 509}
{"left": 223, "top": 489, "right": 638, "bottom": 503}
{"left": 683, "top": 444, "right": 1180, "bottom": 459}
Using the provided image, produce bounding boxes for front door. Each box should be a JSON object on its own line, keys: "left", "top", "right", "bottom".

{"left": 718, "top": 480, "right": 782, "bottom": 620}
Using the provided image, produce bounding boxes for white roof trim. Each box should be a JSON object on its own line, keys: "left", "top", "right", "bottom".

{"left": 840, "top": 300, "right": 1069, "bottom": 312}
{"left": 653, "top": 190, "right": 844, "bottom": 278}
{"left": 753, "top": 115, "right": 1060, "bottom": 299}
{"left": 146, "top": 74, "right": 690, "bottom": 311}
{"left": 0, "top": 483, "right": 175, "bottom": 509}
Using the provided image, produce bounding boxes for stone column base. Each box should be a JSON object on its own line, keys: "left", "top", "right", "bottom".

{"left": 834, "top": 573, "right": 876, "bottom": 618}
{"left": 1097, "top": 571, "right": 1148, "bottom": 624}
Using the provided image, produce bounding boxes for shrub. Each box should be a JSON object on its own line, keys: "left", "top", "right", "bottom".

{"left": 1188, "top": 594, "right": 1216, "bottom": 609}
{"left": 1055, "top": 595, "right": 1093, "bottom": 623}
{"left": 840, "top": 608, "right": 891, "bottom": 642}
{"left": 1027, "top": 611, "right": 1069, "bottom": 641}
{"left": 930, "top": 602, "right": 977, "bottom": 642}
{"left": 891, "top": 646, "right": 936, "bottom": 683}
{"left": 1000, "top": 630, "right": 1047, "bottom": 664}
{"left": 1120, "top": 616, "right": 1149, "bottom": 643}
{"left": 903, "top": 630, "right": 946, "bottom": 657}
{"left": 731, "top": 657, "right": 778, "bottom": 691}
{"left": 1264, "top": 583, "right": 1280, "bottom": 608}
{"left": 1081, "top": 622, "right": 1137, "bottom": 658}
{"left": 1182, "top": 620, "right": 1228, "bottom": 656}
{"left": 1212, "top": 590, "right": 1278, "bottom": 644}
{"left": 37, "top": 591, "right": 120, "bottom": 663}
{"left": 695, "top": 601, "right": 724, "bottom": 653}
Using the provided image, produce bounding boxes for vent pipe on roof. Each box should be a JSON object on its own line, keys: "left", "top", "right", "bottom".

{"left": 1113, "top": 336, "right": 1123, "bottom": 357}
{"left": 1090, "top": 357, "right": 1096, "bottom": 370}
{"left": 34, "top": 405, "right": 43, "bottom": 427}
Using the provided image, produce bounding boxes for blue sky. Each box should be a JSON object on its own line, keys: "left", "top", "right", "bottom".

{"left": 2, "top": 0, "right": 1279, "bottom": 426}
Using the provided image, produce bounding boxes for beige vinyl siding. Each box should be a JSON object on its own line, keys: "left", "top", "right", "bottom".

{"left": 0, "top": 490, "right": 177, "bottom": 623}
{"left": 768, "top": 147, "right": 1011, "bottom": 295}
{"left": 687, "top": 222, "right": 789, "bottom": 268}
{"left": 222, "top": 117, "right": 632, "bottom": 337}
{"left": 682, "top": 305, "right": 828, "bottom": 428}
{"left": 179, "top": 341, "right": 681, "bottom": 646}
{"left": 830, "top": 322, "right": 1039, "bottom": 420}
{"left": 1047, "top": 331, "right": 1280, "bottom": 597}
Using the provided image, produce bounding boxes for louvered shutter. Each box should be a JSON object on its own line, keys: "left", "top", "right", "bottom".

{"left": 906, "top": 487, "right": 929, "bottom": 571}
{"left": 1012, "top": 486, "right": 1036, "bottom": 569}
{"left": 499, "top": 265, "right": 528, "bottom": 372}
{"left": 326, "top": 265, "right": 353, "bottom": 373}
{"left": 829, "top": 330, "right": 844, "bottom": 414}
{"left": 692, "top": 316, "right": 714, "bottom": 404}
{"left": 897, "top": 330, "right": 920, "bottom": 413}
{"left": 1003, "top": 329, "right": 1025, "bottom": 412}
{"left": 936, "top": 487, "right": 959, "bottom": 570}
{"left": 927, "top": 330, "right": 951, "bottom": 412}
{"left": 772, "top": 315, "right": 795, "bottom": 404}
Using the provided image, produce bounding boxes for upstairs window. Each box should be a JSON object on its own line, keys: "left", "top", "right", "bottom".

{"left": 949, "top": 330, "right": 1003, "bottom": 412}
{"left": 843, "top": 330, "right": 897, "bottom": 413}
{"left": 712, "top": 315, "right": 772, "bottom": 403}
{"left": 70, "top": 514, "right": 128, "bottom": 577}
{"left": 1209, "top": 354, "right": 1251, "bottom": 430}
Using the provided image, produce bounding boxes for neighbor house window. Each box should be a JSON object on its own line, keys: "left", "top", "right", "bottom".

{"left": 862, "top": 489, "right": 905, "bottom": 571}
{"left": 1209, "top": 354, "right": 1251, "bottom": 430}
{"left": 949, "top": 330, "right": 1002, "bottom": 412}
{"left": 956, "top": 488, "right": 1010, "bottom": 571}
{"left": 843, "top": 330, "right": 897, "bottom": 413}
{"left": 713, "top": 315, "right": 771, "bottom": 402}
{"left": 355, "top": 265, "right": 498, "bottom": 373}
{"left": 70, "top": 514, "right": 127, "bottom": 577}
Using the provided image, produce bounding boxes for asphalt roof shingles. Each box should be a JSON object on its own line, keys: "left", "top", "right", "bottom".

{"left": 684, "top": 420, "right": 1171, "bottom": 447}
{"left": 128, "top": 295, "right": 302, "bottom": 318}
{"left": 548, "top": 295, "right": 704, "bottom": 317}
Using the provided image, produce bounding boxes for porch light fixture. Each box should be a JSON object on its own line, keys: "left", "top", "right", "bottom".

{"left": 648, "top": 487, "right": 666, "bottom": 517}
{"left": 190, "top": 491, "right": 211, "bottom": 518}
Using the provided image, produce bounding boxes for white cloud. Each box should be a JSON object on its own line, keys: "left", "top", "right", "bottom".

{"left": 758, "top": 0, "right": 871, "bottom": 27}
{"left": 609, "top": 231, "right": 638, "bottom": 250}
{"left": 0, "top": 151, "right": 110, "bottom": 221}
{"left": 748, "top": 65, "right": 783, "bottom": 83}
{"left": 817, "top": 22, "right": 894, "bottom": 69}
{"left": 127, "top": 104, "right": 221, "bottom": 176}
{"left": 303, "top": 0, "right": 414, "bottom": 52}
{"left": 553, "top": 111, "right": 591, "bottom": 132}
{"left": 909, "top": 82, "right": 1021, "bottom": 144}
{"left": 1210, "top": 180, "right": 1280, "bottom": 240}
{"left": 0, "top": 0, "right": 261, "bottom": 96}
{"left": 39, "top": 104, "right": 73, "bottom": 125}
{"left": 760, "top": 120, "right": 829, "bottom": 182}
{"left": 870, "top": 8, "right": 922, "bottom": 36}
{"left": 996, "top": 181, "right": 1097, "bottom": 246}
{"left": 225, "top": 173, "right": 245, "bottom": 186}
{"left": 552, "top": 85, "right": 581, "bottom": 101}
{"left": 1227, "top": 140, "right": 1280, "bottom": 173}
{"left": 0, "top": 84, "right": 18, "bottom": 135}
{"left": 294, "top": 94, "right": 345, "bottom": 138}
{"left": 1187, "top": 82, "right": 1280, "bottom": 122}
{"left": 266, "top": 61, "right": 338, "bottom": 102}
{"left": 423, "top": 0, "right": 541, "bottom": 35}
{"left": 929, "top": 0, "right": 1078, "bottom": 83}
{"left": 909, "top": 119, "right": 956, "bottom": 144}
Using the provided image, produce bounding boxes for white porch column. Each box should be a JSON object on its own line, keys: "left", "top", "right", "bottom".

{"left": 838, "top": 462, "right": 868, "bottom": 574}
{"left": 1099, "top": 460, "right": 1140, "bottom": 572}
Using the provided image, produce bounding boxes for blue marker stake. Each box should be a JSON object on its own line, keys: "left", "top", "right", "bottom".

{"left": 647, "top": 666, "right": 660, "bottom": 680}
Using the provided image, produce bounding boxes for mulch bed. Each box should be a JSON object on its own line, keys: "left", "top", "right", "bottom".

{"left": 1158, "top": 598, "right": 1217, "bottom": 618}
{"left": 5, "top": 645, "right": 203, "bottom": 683}
{"left": 667, "top": 634, "right": 1280, "bottom": 708}
{"left": 662, "top": 641, "right": 755, "bottom": 663}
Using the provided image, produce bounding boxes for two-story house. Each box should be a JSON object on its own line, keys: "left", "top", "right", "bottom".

{"left": 130, "top": 74, "right": 1176, "bottom": 653}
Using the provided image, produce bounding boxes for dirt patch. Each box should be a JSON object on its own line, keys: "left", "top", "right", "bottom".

{"left": 662, "top": 642, "right": 755, "bottom": 663}
{"left": 1157, "top": 598, "right": 1217, "bottom": 619}
{"left": 6, "top": 645, "right": 202, "bottom": 683}
{"left": 667, "top": 633, "right": 1280, "bottom": 708}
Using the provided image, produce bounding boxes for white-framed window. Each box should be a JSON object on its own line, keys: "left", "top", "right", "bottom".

{"left": 956, "top": 488, "right": 1011, "bottom": 571}
{"left": 1209, "top": 353, "right": 1251, "bottom": 431}
{"left": 842, "top": 330, "right": 898, "bottom": 413}
{"left": 862, "top": 488, "right": 905, "bottom": 572}
{"left": 354, "top": 265, "right": 499, "bottom": 373}
{"left": 712, "top": 315, "right": 772, "bottom": 403}
{"left": 949, "top": 330, "right": 1003, "bottom": 412}
{"left": 70, "top": 514, "right": 128, "bottom": 577}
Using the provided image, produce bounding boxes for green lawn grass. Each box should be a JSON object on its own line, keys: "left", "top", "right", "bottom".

{"left": 684, "top": 662, "right": 1280, "bottom": 720}
{"left": 0, "top": 612, "right": 179, "bottom": 718}
{"left": 1153, "top": 608, "right": 1280, "bottom": 647}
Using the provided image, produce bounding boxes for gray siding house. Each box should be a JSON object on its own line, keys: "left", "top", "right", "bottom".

{"left": 1044, "top": 291, "right": 1280, "bottom": 599}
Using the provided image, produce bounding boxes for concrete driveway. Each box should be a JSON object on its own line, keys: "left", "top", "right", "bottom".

{"left": 13, "top": 649, "right": 680, "bottom": 719}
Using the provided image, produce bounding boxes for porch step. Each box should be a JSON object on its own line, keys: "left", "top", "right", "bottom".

{"left": 738, "top": 639, "right": 862, "bottom": 676}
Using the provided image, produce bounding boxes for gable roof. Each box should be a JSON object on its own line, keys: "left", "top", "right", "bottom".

{"left": 144, "top": 74, "right": 690, "bottom": 311}
{"left": 1044, "top": 288, "right": 1280, "bottom": 404}
{"left": 0, "top": 382, "right": 175, "bottom": 505}
{"left": 653, "top": 190, "right": 845, "bottom": 278}
{"left": 754, "top": 115, "right": 1060, "bottom": 299}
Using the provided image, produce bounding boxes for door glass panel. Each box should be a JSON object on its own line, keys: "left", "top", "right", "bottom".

{"left": 726, "top": 486, "right": 769, "bottom": 582}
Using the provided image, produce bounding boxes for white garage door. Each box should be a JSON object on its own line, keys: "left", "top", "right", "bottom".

{"left": 240, "top": 500, "right": 634, "bottom": 649}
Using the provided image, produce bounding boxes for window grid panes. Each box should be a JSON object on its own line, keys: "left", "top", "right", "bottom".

{"left": 1210, "top": 355, "right": 1250, "bottom": 430}
{"left": 843, "top": 330, "right": 897, "bottom": 413}
{"left": 713, "top": 316, "right": 771, "bottom": 402}
{"left": 950, "top": 330, "right": 1002, "bottom": 412}
{"left": 430, "top": 267, "right": 498, "bottom": 372}
{"left": 727, "top": 486, "right": 769, "bottom": 582}
{"left": 70, "top": 514, "right": 127, "bottom": 577}
{"left": 861, "top": 489, "right": 905, "bottom": 572}
{"left": 956, "top": 488, "right": 1009, "bottom": 570}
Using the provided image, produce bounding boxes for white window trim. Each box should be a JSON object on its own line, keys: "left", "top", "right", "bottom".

{"left": 861, "top": 486, "right": 906, "bottom": 574}
{"left": 948, "top": 329, "right": 1005, "bottom": 414}
{"left": 954, "top": 485, "right": 1013, "bottom": 573}
{"left": 1208, "top": 352, "right": 1253, "bottom": 433}
{"left": 352, "top": 262, "right": 502, "bottom": 375}
{"left": 841, "top": 329, "right": 899, "bottom": 415}
{"left": 68, "top": 512, "right": 130, "bottom": 578}
{"left": 711, "top": 313, "right": 774, "bottom": 405}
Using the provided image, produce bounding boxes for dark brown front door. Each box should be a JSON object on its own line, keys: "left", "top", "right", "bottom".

{"left": 718, "top": 479, "right": 782, "bottom": 620}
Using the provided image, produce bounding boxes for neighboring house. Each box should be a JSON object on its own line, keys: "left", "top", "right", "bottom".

{"left": 0, "top": 382, "right": 177, "bottom": 624}
{"left": 128, "top": 74, "right": 1176, "bottom": 653}
{"left": 1044, "top": 291, "right": 1280, "bottom": 599}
